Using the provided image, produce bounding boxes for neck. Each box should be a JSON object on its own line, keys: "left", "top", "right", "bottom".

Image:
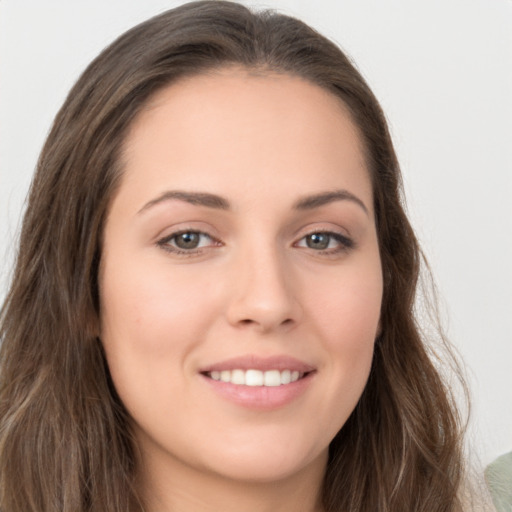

{"left": 137, "top": 449, "right": 327, "bottom": 512}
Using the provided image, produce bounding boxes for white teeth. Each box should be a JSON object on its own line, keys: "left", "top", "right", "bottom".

{"left": 206, "top": 369, "right": 306, "bottom": 386}
{"left": 264, "top": 370, "right": 281, "bottom": 387}
{"left": 231, "top": 369, "right": 245, "bottom": 385}
{"left": 245, "top": 369, "right": 264, "bottom": 386}
{"left": 281, "top": 369, "right": 291, "bottom": 384}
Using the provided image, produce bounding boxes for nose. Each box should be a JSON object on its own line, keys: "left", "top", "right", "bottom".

{"left": 225, "top": 245, "right": 302, "bottom": 333}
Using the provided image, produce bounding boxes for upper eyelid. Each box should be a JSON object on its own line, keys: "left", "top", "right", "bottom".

{"left": 159, "top": 229, "right": 217, "bottom": 243}
{"left": 158, "top": 228, "right": 349, "bottom": 240}
{"left": 163, "top": 228, "right": 212, "bottom": 238}
{"left": 156, "top": 230, "right": 221, "bottom": 254}
{"left": 294, "top": 226, "right": 352, "bottom": 241}
{"left": 295, "top": 231, "right": 353, "bottom": 246}
{"left": 291, "top": 218, "right": 352, "bottom": 235}
{"left": 155, "top": 223, "right": 220, "bottom": 242}
{"left": 155, "top": 225, "right": 355, "bottom": 250}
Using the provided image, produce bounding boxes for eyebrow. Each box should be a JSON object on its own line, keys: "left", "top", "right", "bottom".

{"left": 294, "top": 190, "right": 369, "bottom": 215}
{"left": 137, "top": 188, "right": 368, "bottom": 215}
{"left": 138, "top": 190, "right": 230, "bottom": 214}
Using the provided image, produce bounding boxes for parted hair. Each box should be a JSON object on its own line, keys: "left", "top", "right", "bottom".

{"left": 0, "top": 2, "right": 467, "bottom": 511}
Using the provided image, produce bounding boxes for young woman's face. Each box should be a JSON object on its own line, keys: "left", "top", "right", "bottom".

{"left": 100, "top": 69, "right": 382, "bottom": 487}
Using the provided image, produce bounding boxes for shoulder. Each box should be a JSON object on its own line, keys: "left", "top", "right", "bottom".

{"left": 485, "top": 452, "right": 512, "bottom": 512}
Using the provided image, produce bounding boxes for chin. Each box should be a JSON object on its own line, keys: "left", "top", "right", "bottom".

{"left": 198, "top": 435, "right": 329, "bottom": 484}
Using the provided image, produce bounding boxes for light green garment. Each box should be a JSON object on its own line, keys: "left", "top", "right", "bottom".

{"left": 486, "top": 452, "right": 512, "bottom": 512}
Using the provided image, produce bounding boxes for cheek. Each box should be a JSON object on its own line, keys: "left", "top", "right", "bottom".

{"left": 100, "top": 260, "right": 218, "bottom": 355}
{"left": 306, "top": 262, "right": 382, "bottom": 393}
{"left": 98, "top": 262, "right": 222, "bottom": 422}
{"left": 311, "top": 263, "right": 382, "bottom": 342}
{"left": 98, "top": 261, "right": 223, "bottom": 415}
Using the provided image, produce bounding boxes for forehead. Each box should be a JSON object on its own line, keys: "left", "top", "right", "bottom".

{"left": 116, "top": 67, "right": 372, "bottom": 213}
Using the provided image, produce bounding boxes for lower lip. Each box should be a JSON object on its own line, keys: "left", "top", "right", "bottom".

{"left": 200, "top": 372, "right": 315, "bottom": 410}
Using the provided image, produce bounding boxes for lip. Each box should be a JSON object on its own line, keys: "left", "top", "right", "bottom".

{"left": 199, "top": 355, "right": 316, "bottom": 410}
{"left": 199, "top": 355, "right": 315, "bottom": 373}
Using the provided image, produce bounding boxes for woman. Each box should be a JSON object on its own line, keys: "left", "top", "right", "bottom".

{"left": 0, "top": 2, "right": 471, "bottom": 511}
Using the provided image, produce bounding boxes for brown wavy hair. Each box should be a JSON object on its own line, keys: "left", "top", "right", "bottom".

{"left": 0, "top": 2, "right": 468, "bottom": 511}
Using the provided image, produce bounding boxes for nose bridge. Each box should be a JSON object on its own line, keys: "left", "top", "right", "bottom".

{"left": 226, "top": 235, "right": 300, "bottom": 331}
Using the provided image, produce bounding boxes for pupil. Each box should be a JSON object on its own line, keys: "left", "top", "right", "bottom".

{"left": 176, "top": 232, "right": 200, "bottom": 249}
{"left": 307, "top": 233, "right": 329, "bottom": 250}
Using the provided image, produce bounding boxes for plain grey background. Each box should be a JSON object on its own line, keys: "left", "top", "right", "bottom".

{"left": 1, "top": 0, "right": 511, "bottom": 467}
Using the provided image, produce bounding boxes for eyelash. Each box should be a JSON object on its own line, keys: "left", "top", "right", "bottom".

{"left": 156, "top": 230, "right": 220, "bottom": 256}
{"left": 294, "top": 230, "right": 355, "bottom": 255}
{"left": 156, "top": 229, "right": 355, "bottom": 256}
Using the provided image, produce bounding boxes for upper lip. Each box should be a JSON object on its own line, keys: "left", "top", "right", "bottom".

{"left": 199, "top": 355, "right": 315, "bottom": 374}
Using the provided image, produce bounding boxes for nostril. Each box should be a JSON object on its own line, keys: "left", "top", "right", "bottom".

{"left": 238, "top": 317, "right": 293, "bottom": 327}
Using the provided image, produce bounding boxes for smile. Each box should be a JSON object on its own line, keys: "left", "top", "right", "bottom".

{"left": 199, "top": 356, "right": 316, "bottom": 409}
{"left": 206, "top": 369, "right": 306, "bottom": 387}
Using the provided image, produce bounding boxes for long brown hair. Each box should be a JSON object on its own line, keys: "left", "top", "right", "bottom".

{"left": 0, "top": 2, "right": 467, "bottom": 510}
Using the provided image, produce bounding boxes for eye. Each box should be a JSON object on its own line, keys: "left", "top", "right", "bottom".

{"left": 295, "top": 231, "right": 354, "bottom": 253}
{"left": 157, "top": 230, "right": 218, "bottom": 254}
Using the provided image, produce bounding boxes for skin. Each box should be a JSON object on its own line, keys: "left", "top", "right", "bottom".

{"left": 99, "top": 68, "right": 383, "bottom": 512}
